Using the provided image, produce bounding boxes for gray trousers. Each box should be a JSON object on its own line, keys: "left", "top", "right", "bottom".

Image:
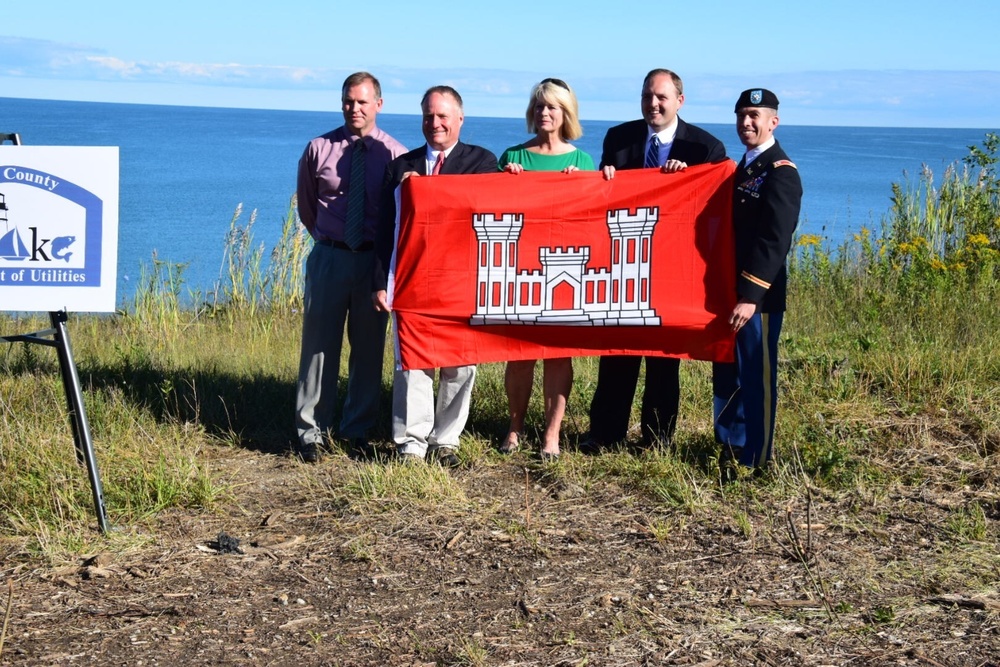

{"left": 393, "top": 365, "right": 476, "bottom": 458}
{"left": 296, "top": 243, "right": 388, "bottom": 446}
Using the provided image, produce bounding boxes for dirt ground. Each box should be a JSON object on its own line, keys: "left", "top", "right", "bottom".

{"left": 2, "top": 440, "right": 999, "bottom": 667}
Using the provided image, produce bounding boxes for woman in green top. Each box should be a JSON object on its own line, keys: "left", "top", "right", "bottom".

{"left": 498, "top": 78, "right": 595, "bottom": 461}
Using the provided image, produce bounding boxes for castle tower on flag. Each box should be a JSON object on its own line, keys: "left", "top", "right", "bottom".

{"left": 470, "top": 207, "right": 661, "bottom": 326}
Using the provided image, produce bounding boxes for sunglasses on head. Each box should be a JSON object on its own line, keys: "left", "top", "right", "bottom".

{"left": 540, "top": 77, "right": 570, "bottom": 90}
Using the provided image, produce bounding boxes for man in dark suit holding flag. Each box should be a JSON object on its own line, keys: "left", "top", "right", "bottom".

{"left": 714, "top": 87, "right": 802, "bottom": 479}
{"left": 373, "top": 85, "right": 497, "bottom": 466}
{"left": 583, "top": 68, "right": 726, "bottom": 454}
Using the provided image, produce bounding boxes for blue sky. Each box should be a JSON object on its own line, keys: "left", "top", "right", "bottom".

{"left": 3, "top": 0, "right": 999, "bottom": 127}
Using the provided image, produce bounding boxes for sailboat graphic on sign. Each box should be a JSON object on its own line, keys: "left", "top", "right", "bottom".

{"left": 0, "top": 191, "right": 29, "bottom": 261}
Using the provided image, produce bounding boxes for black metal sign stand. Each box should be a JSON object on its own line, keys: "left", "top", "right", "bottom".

{"left": 1, "top": 132, "right": 110, "bottom": 534}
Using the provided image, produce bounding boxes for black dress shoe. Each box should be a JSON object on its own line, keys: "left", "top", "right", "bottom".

{"left": 432, "top": 447, "right": 461, "bottom": 468}
{"left": 295, "top": 441, "right": 319, "bottom": 463}
{"left": 719, "top": 445, "right": 744, "bottom": 484}
{"left": 638, "top": 431, "right": 674, "bottom": 452}
{"left": 576, "top": 438, "right": 606, "bottom": 456}
{"left": 396, "top": 451, "right": 425, "bottom": 465}
{"left": 350, "top": 438, "right": 378, "bottom": 461}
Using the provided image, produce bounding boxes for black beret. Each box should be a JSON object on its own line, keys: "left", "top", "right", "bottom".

{"left": 734, "top": 88, "right": 779, "bottom": 112}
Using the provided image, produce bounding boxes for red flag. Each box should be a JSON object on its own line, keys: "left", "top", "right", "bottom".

{"left": 390, "top": 161, "right": 736, "bottom": 371}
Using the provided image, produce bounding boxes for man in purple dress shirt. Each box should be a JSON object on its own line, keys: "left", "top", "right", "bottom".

{"left": 294, "top": 71, "right": 406, "bottom": 462}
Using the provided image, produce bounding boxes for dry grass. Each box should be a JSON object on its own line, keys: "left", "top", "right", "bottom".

{"left": 3, "top": 433, "right": 999, "bottom": 665}
{"left": 2, "top": 136, "right": 999, "bottom": 664}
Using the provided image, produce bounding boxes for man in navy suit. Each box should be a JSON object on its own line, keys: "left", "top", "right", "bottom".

{"left": 373, "top": 85, "right": 497, "bottom": 466}
{"left": 582, "top": 69, "right": 726, "bottom": 454}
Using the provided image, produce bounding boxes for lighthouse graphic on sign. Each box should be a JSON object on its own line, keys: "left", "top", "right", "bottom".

{"left": 470, "top": 206, "right": 661, "bottom": 326}
{"left": 0, "top": 192, "right": 29, "bottom": 261}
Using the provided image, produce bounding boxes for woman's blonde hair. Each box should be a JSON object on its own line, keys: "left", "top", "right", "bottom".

{"left": 525, "top": 78, "right": 583, "bottom": 141}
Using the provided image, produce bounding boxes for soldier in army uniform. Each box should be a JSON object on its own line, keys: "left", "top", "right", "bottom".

{"left": 713, "top": 88, "right": 803, "bottom": 477}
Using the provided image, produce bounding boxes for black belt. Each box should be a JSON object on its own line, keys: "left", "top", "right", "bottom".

{"left": 317, "top": 239, "right": 374, "bottom": 252}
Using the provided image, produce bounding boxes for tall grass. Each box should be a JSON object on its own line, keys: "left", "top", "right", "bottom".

{"left": 785, "top": 132, "right": 1000, "bottom": 485}
{"left": 1, "top": 134, "right": 998, "bottom": 558}
{"left": 215, "top": 196, "right": 310, "bottom": 317}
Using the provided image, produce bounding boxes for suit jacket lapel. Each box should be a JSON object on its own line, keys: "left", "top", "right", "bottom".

{"left": 628, "top": 124, "right": 646, "bottom": 168}
{"left": 666, "top": 118, "right": 686, "bottom": 161}
{"left": 672, "top": 117, "right": 689, "bottom": 140}
{"left": 439, "top": 141, "right": 465, "bottom": 175}
{"left": 414, "top": 149, "right": 429, "bottom": 176}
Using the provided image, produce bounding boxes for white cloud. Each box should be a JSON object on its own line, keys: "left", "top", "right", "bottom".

{"left": 87, "top": 56, "right": 141, "bottom": 76}
{"left": 2, "top": 36, "right": 998, "bottom": 127}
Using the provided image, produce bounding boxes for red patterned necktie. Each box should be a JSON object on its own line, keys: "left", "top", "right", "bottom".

{"left": 432, "top": 151, "right": 445, "bottom": 175}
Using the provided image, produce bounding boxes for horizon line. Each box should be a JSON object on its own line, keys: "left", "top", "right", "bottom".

{"left": 3, "top": 94, "right": 997, "bottom": 132}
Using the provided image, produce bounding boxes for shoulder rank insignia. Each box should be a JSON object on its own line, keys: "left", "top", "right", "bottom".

{"left": 772, "top": 159, "right": 797, "bottom": 169}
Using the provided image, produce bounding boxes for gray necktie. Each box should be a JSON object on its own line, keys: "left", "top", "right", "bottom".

{"left": 344, "top": 140, "right": 367, "bottom": 249}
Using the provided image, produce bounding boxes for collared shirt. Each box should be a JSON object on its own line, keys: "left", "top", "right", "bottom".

{"left": 646, "top": 119, "right": 679, "bottom": 166}
{"left": 296, "top": 125, "right": 407, "bottom": 242}
{"left": 424, "top": 143, "right": 457, "bottom": 174}
{"left": 741, "top": 137, "right": 776, "bottom": 168}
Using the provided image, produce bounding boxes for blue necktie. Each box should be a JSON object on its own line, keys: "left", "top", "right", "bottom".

{"left": 344, "top": 140, "right": 367, "bottom": 250}
{"left": 644, "top": 135, "right": 661, "bottom": 168}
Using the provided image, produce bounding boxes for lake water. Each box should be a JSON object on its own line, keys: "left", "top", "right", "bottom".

{"left": 1, "top": 96, "right": 993, "bottom": 303}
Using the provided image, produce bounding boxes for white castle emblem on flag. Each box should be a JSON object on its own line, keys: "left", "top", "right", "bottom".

{"left": 470, "top": 206, "right": 661, "bottom": 326}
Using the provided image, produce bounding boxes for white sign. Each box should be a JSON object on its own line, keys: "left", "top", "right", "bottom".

{"left": 0, "top": 146, "right": 119, "bottom": 312}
